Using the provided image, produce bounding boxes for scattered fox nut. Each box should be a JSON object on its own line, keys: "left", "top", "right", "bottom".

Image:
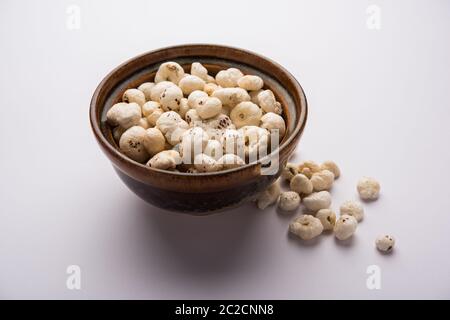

{"left": 320, "top": 161, "right": 340, "bottom": 179}
{"left": 256, "top": 179, "right": 281, "bottom": 210}
{"left": 289, "top": 215, "right": 323, "bottom": 240}
{"left": 340, "top": 200, "right": 364, "bottom": 222}
{"left": 311, "top": 169, "right": 335, "bottom": 191}
{"left": 334, "top": 215, "right": 358, "bottom": 240}
{"left": 290, "top": 173, "right": 313, "bottom": 195}
{"left": 303, "top": 191, "right": 332, "bottom": 212}
{"left": 281, "top": 163, "right": 299, "bottom": 181}
{"left": 278, "top": 191, "right": 301, "bottom": 211}
{"left": 315, "top": 209, "right": 336, "bottom": 230}
{"left": 357, "top": 177, "right": 380, "bottom": 200}
{"left": 375, "top": 234, "right": 395, "bottom": 252}
{"left": 298, "top": 161, "right": 321, "bottom": 179}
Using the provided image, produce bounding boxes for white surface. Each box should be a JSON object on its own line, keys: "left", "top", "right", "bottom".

{"left": 1, "top": 0, "right": 450, "bottom": 299}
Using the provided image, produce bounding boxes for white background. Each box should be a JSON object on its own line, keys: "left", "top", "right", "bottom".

{"left": 1, "top": 0, "right": 449, "bottom": 299}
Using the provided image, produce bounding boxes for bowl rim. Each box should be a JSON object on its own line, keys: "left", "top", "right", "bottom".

{"left": 90, "top": 43, "right": 308, "bottom": 177}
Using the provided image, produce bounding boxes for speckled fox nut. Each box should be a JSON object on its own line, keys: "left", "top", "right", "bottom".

{"left": 119, "top": 126, "right": 150, "bottom": 163}
{"left": 257, "top": 90, "right": 282, "bottom": 114}
{"left": 215, "top": 68, "right": 243, "bottom": 87}
{"left": 185, "top": 109, "right": 202, "bottom": 127}
{"left": 212, "top": 88, "right": 250, "bottom": 107}
{"left": 203, "top": 139, "right": 223, "bottom": 161}
{"left": 311, "top": 170, "right": 335, "bottom": 191}
{"left": 375, "top": 235, "right": 395, "bottom": 252}
{"left": 315, "top": 209, "right": 336, "bottom": 231}
{"left": 180, "top": 127, "right": 210, "bottom": 162}
{"left": 230, "top": 102, "right": 262, "bottom": 128}
{"left": 143, "top": 128, "right": 166, "bottom": 156}
{"left": 137, "top": 82, "right": 155, "bottom": 101}
{"left": 156, "top": 111, "right": 189, "bottom": 145}
{"left": 303, "top": 191, "right": 332, "bottom": 212}
{"left": 122, "top": 89, "right": 146, "bottom": 106}
{"left": 154, "top": 61, "right": 185, "bottom": 84}
{"left": 150, "top": 81, "right": 176, "bottom": 102}
{"left": 187, "top": 90, "right": 208, "bottom": 108}
{"left": 278, "top": 191, "right": 301, "bottom": 211}
{"left": 334, "top": 215, "right": 358, "bottom": 240}
{"left": 281, "top": 163, "right": 299, "bottom": 181}
{"left": 191, "top": 62, "right": 209, "bottom": 81}
{"left": 147, "top": 150, "right": 181, "bottom": 170}
{"left": 218, "top": 153, "right": 245, "bottom": 169}
{"left": 179, "top": 75, "right": 206, "bottom": 95}
{"left": 178, "top": 98, "right": 190, "bottom": 118}
{"left": 260, "top": 112, "right": 286, "bottom": 138}
{"left": 238, "top": 126, "right": 269, "bottom": 159}
{"left": 159, "top": 85, "right": 183, "bottom": 112}
{"left": 203, "top": 114, "right": 233, "bottom": 130}
{"left": 357, "top": 177, "right": 380, "bottom": 200}
{"left": 290, "top": 174, "right": 313, "bottom": 195}
{"left": 237, "top": 75, "right": 264, "bottom": 91}
{"left": 298, "top": 161, "right": 321, "bottom": 179}
{"left": 194, "top": 97, "right": 222, "bottom": 120}
{"left": 138, "top": 117, "right": 150, "bottom": 129}
{"left": 106, "top": 102, "right": 141, "bottom": 129}
{"left": 320, "top": 161, "right": 340, "bottom": 179}
{"left": 289, "top": 215, "right": 323, "bottom": 240}
{"left": 340, "top": 200, "right": 364, "bottom": 222}
{"left": 204, "top": 82, "right": 220, "bottom": 96}
{"left": 256, "top": 179, "right": 281, "bottom": 210}
{"left": 193, "top": 153, "right": 223, "bottom": 172}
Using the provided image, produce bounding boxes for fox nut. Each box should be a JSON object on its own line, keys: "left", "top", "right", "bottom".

{"left": 298, "top": 161, "right": 321, "bottom": 179}
{"left": 334, "top": 215, "right": 358, "bottom": 240}
{"left": 195, "top": 97, "right": 222, "bottom": 120}
{"left": 179, "top": 75, "right": 206, "bottom": 95}
{"left": 143, "top": 127, "right": 166, "bottom": 156}
{"left": 320, "top": 161, "right": 340, "bottom": 179}
{"left": 303, "top": 191, "right": 332, "bottom": 212}
{"left": 238, "top": 126, "right": 269, "bottom": 159}
{"left": 190, "top": 62, "right": 209, "bottom": 81}
{"left": 375, "top": 235, "right": 395, "bottom": 252}
{"left": 230, "top": 101, "right": 262, "bottom": 128}
{"left": 119, "top": 126, "right": 150, "bottom": 163}
{"left": 159, "top": 85, "right": 183, "bottom": 111}
{"left": 154, "top": 61, "right": 185, "bottom": 84}
{"left": 137, "top": 82, "right": 155, "bottom": 101}
{"left": 178, "top": 98, "right": 190, "bottom": 118}
{"left": 187, "top": 90, "right": 208, "bottom": 108}
{"left": 311, "top": 170, "right": 335, "bottom": 191}
{"left": 204, "top": 82, "right": 220, "bottom": 96}
{"left": 185, "top": 109, "right": 202, "bottom": 127}
{"left": 290, "top": 174, "right": 313, "bottom": 195}
{"left": 204, "top": 139, "right": 223, "bottom": 161}
{"left": 122, "top": 89, "right": 146, "bottom": 106}
{"left": 156, "top": 111, "right": 189, "bottom": 145}
{"left": 289, "top": 215, "right": 324, "bottom": 240}
{"left": 260, "top": 112, "right": 286, "bottom": 138}
{"left": 147, "top": 150, "right": 182, "bottom": 170}
{"left": 316, "top": 209, "right": 336, "bottom": 231}
{"left": 257, "top": 90, "right": 282, "bottom": 114}
{"left": 212, "top": 87, "right": 250, "bottom": 107}
{"left": 150, "top": 81, "right": 176, "bottom": 102}
{"left": 237, "top": 75, "right": 264, "bottom": 91}
{"left": 106, "top": 102, "right": 141, "bottom": 129}
{"left": 218, "top": 153, "right": 245, "bottom": 169}
{"left": 357, "top": 177, "right": 380, "bottom": 200}
{"left": 193, "top": 153, "right": 223, "bottom": 172}
{"left": 278, "top": 191, "right": 301, "bottom": 211}
{"left": 215, "top": 68, "right": 244, "bottom": 87}
{"left": 340, "top": 200, "right": 364, "bottom": 222}
{"left": 256, "top": 179, "right": 281, "bottom": 210}
{"left": 281, "top": 163, "right": 299, "bottom": 181}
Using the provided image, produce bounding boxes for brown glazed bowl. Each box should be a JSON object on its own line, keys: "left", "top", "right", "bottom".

{"left": 90, "top": 44, "right": 307, "bottom": 214}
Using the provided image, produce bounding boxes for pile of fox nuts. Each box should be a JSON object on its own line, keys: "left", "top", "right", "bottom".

{"left": 106, "top": 61, "right": 286, "bottom": 173}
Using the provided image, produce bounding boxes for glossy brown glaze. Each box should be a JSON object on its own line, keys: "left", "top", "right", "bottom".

{"left": 90, "top": 44, "right": 307, "bottom": 214}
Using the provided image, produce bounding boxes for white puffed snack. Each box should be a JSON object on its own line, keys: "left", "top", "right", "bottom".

{"left": 230, "top": 101, "right": 262, "bottom": 128}
{"left": 122, "top": 88, "right": 146, "bottom": 106}
{"left": 185, "top": 108, "right": 202, "bottom": 127}
{"left": 179, "top": 75, "right": 206, "bottom": 95}
{"left": 311, "top": 169, "right": 335, "bottom": 191}
{"left": 218, "top": 154, "right": 245, "bottom": 169}
{"left": 334, "top": 215, "right": 358, "bottom": 240}
{"left": 191, "top": 62, "right": 208, "bottom": 81}
{"left": 320, "top": 161, "right": 340, "bottom": 179}
{"left": 119, "top": 126, "right": 150, "bottom": 163}
{"left": 142, "top": 101, "right": 161, "bottom": 117}
{"left": 215, "top": 68, "right": 243, "bottom": 87}
{"left": 137, "top": 82, "right": 155, "bottom": 101}
{"left": 278, "top": 191, "right": 301, "bottom": 211}
{"left": 260, "top": 112, "right": 286, "bottom": 138}
{"left": 249, "top": 89, "right": 262, "bottom": 104}
{"left": 180, "top": 127, "right": 209, "bottom": 162}
{"left": 212, "top": 87, "right": 250, "bottom": 107}
{"left": 256, "top": 179, "right": 281, "bottom": 210}
{"left": 150, "top": 81, "right": 175, "bottom": 102}
{"left": 238, "top": 126, "right": 269, "bottom": 159}
{"left": 298, "top": 161, "right": 321, "bottom": 179}
{"left": 375, "top": 234, "right": 395, "bottom": 252}
{"left": 156, "top": 111, "right": 189, "bottom": 146}
{"left": 315, "top": 209, "right": 336, "bottom": 231}
{"left": 289, "top": 215, "right": 323, "bottom": 240}
{"left": 159, "top": 85, "right": 183, "bottom": 112}
{"left": 303, "top": 191, "right": 332, "bottom": 212}
{"left": 187, "top": 90, "right": 208, "bottom": 108}
{"left": 204, "top": 139, "right": 223, "bottom": 161}
{"left": 138, "top": 117, "right": 150, "bottom": 129}
{"left": 237, "top": 75, "right": 264, "bottom": 91}
{"left": 193, "top": 153, "right": 223, "bottom": 172}
{"left": 195, "top": 97, "right": 222, "bottom": 120}
{"left": 203, "top": 114, "right": 233, "bottom": 130}
{"left": 178, "top": 98, "right": 189, "bottom": 118}
{"left": 357, "top": 177, "right": 380, "bottom": 200}
{"left": 221, "top": 129, "right": 244, "bottom": 155}
{"left": 204, "top": 82, "right": 220, "bottom": 96}
{"left": 290, "top": 173, "right": 313, "bottom": 195}
{"left": 281, "top": 163, "right": 299, "bottom": 181}
{"left": 257, "top": 90, "right": 282, "bottom": 114}
{"left": 147, "top": 150, "right": 181, "bottom": 170}
{"left": 106, "top": 102, "right": 141, "bottom": 129}
{"left": 154, "top": 61, "right": 185, "bottom": 84}
{"left": 143, "top": 127, "right": 166, "bottom": 156}
{"left": 340, "top": 200, "right": 364, "bottom": 222}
